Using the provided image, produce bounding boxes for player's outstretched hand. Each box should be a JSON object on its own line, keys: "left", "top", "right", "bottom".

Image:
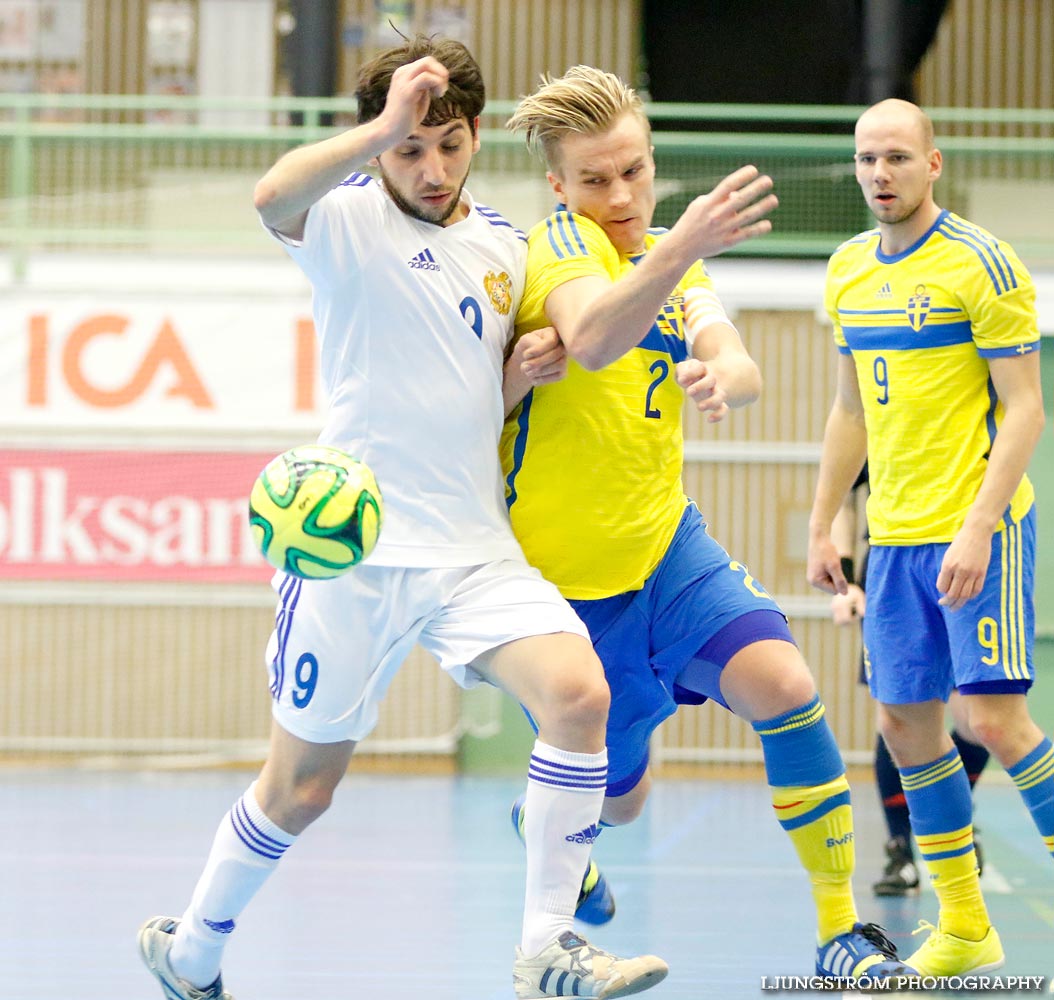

{"left": 517, "top": 327, "right": 568, "bottom": 386}
{"left": 674, "top": 165, "right": 777, "bottom": 260}
{"left": 675, "top": 359, "right": 729, "bottom": 422}
{"left": 378, "top": 56, "right": 450, "bottom": 144}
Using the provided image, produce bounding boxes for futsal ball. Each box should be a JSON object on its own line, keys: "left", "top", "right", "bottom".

{"left": 249, "top": 444, "right": 383, "bottom": 579}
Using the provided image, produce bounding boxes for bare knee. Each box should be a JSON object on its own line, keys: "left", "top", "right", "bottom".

{"left": 963, "top": 714, "right": 1033, "bottom": 766}
{"left": 877, "top": 703, "right": 948, "bottom": 768}
{"left": 955, "top": 695, "right": 1042, "bottom": 769}
{"left": 482, "top": 635, "right": 610, "bottom": 752}
{"left": 720, "top": 643, "right": 817, "bottom": 722}
{"left": 538, "top": 661, "right": 610, "bottom": 735}
{"left": 256, "top": 768, "right": 343, "bottom": 834}
{"left": 947, "top": 693, "right": 981, "bottom": 745}
{"left": 877, "top": 710, "right": 914, "bottom": 764}
{"left": 877, "top": 709, "right": 905, "bottom": 748}
{"left": 768, "top": 669, "right": 817, "bottom": 715}
{"left": 289, "top": 775, "right": 339, "bottom": 825}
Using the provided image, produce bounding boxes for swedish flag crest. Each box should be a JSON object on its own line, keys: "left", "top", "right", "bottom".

{"left": 658, "top": 295, "right": 683, "bottom": 338}
{"left": 905, "top": 284, "right": 930, "bottom": 331}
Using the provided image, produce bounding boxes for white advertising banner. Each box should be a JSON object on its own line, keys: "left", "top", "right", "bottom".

{"left": 0, "top": 295, "right": 325, "bottom": 433}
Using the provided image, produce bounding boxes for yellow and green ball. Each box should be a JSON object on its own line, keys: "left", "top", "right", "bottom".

{"left": 249, "top": 445, "right": 383, "bottom": 579}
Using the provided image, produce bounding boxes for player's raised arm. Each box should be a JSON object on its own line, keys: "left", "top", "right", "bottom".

{"left": 508, "top": 68, "right": 776, "bottom": 371}
{"left": 253, "top": 56, "right": 450, "bottom": 239}
{"left": 547, "top": 168, "right": 775, "bottom": 371}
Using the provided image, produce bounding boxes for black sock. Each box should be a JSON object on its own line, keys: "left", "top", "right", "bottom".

{"left": 952, "top": 728, "right": 990, "bottom": 793}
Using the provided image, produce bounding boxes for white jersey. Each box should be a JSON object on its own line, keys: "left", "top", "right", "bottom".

{"left": 273, "top": 174, "right": 528, "bottom": 567}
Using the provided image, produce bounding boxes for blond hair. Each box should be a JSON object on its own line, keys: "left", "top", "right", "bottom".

{"left": 506, "top": 65, "right": 649, "bottom": 169}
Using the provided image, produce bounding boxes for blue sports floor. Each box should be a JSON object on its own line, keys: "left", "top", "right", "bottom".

{"left": 2, "top": 766, "right": 1051, "bottom": 999}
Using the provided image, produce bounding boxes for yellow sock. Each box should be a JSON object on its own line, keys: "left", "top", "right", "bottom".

{"left": 771, "top": 776, "right": 858, "bottom": 943}
{"left": 916, "top": 827, "right": 989, "bottom": 940}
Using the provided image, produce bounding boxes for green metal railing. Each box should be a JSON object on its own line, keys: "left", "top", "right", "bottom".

{"left": 3, "top": 95, "right": 1053, "bottom": 280}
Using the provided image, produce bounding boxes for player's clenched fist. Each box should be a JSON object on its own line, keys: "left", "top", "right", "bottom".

{"left": 515, "top": 327, "right": 569, "bottom": 386}
{"left": 381, "top": 56, "right": 450, "bottom": 141}
{"left": 676, "top": 358, "right": 729, "bottom": 422}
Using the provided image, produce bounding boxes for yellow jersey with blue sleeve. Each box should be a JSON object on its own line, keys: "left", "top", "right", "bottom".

{"left": 500, "top": 207, "right": 709, "bottom": 600}
{"left": 825, "top": 209, "right": 1039, "bottom": 545}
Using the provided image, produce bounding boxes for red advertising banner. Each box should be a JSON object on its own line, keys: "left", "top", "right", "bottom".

{"left": 0, "top": 449, "right": 276, "bottom": 583}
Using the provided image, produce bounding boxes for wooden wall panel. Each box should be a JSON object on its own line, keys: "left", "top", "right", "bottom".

{"left": 679, "top": 309, "right": 838, "bottom": 598}
{"left": 683, "top": 310, "right": 838, "bottom": 447}
{"left": 85, "top": 0, "right": 148, "bottom": 94}
{"left": 915, "top": 2, "right": 1053, "bottom": 252}
{"left": 0, "top": 603, "right": 460, "bottom": 755}
{"left": 337, "top": 0, "right": 641, "bottom": 101}
{"left": 918, "top": 0, "right": 1054, "bottom": 124}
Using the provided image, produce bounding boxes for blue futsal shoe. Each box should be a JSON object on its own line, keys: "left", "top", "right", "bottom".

{"left": 816, "top": 922, "right": 918, "bottom": 985}
{"left": 511, "top": 794, "right": 616, "bottom": 926}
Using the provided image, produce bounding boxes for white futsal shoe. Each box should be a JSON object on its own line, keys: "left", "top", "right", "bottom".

{"left": 513, "top": 930, "right": 668, "bottom": 998}
{"left": 137, "top": 916, "right": 234, "bottom": 1000}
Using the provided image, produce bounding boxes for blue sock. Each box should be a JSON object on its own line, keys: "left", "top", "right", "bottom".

{"left": 1007, "top": 737, "right": 1054, "bottom": 860}
{"left": 751, "top": 694, "right": 845, "bottom": 787}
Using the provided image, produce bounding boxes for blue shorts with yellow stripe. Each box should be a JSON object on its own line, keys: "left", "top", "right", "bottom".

{"left": 569, "top": 503, "right": 794, "bottom": 796}
{"left": 863, "top": 507, "right": 1035, "bottom": 705}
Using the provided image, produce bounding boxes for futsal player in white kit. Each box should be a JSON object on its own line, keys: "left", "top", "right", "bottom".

{"left": 136, "top": 34, "right": 667, "bottom": 1000}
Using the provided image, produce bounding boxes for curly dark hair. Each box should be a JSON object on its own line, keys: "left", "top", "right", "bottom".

{"left": 356, "top": 35, "right": 485, "bottom": 133}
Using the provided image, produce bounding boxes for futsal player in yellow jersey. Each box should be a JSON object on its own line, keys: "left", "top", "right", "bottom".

{"left": 808, "top": 99, "right": 1050, "bottom": 978}
{"left": 500, "top": 65, "right": 917, "bottom": 985}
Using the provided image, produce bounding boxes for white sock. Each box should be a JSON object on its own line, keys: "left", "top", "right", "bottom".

{"left": 169, "top": 781, "right": 295, "bottom": 988}
{"left": 520, "top": 740, "right": 607, "bottom": 957}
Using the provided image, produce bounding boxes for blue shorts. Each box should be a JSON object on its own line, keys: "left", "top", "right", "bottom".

{"left": 863, "top": 508, "right": 1035, "bottom": 705}
{"left": 570, "top": 503, "right": 794, "bottom": 795}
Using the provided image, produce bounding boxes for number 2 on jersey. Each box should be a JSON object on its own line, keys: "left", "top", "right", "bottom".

{"left": 459, "top": 296, "right": 483, "bottom": 339}
{"left": 729, "top": 560, "right": 770, "bottom": 599}
{"left": 645, "top": 359, "right": 669, "bottom": 418}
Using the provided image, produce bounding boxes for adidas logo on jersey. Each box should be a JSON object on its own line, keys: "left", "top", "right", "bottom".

{"left": 876, "top": 281, "right": 893, "bottom": 300}
{"left": 408, "top": 247, "right": 440, "bottom": 271}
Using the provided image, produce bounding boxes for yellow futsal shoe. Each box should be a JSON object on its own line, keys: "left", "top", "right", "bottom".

{"left": 906, "top": 920, "right": 1005, "bottom": 977}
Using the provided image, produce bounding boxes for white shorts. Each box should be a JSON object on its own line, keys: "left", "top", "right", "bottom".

{"left": 264, "top": 557, "right": 588, "bottom": 744}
